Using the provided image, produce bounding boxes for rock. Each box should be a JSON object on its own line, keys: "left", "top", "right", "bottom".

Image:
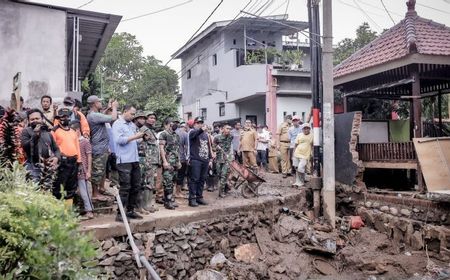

{"left": 373, "top": 202, "right": 380, "bottom": 208}
{"left": 102, "top": 239, "right": 113, "bottom": 250}
{"left": 441, "top": 214, "right": 447, "bottom": 222}
{"left": 234, "top": 243, "right": 261, "bottom": 263}
{"left": 365, "top": 201, "right": 372, "bottom": 208}
{"left": 380, "top": 206, "right": 389, "bottom": 212}
{"left": 106, "top": 245, "right": 121, "bottom": 256}
{"left": 413, "top": 208, "right": 420, "bottom": 213}
{"left": 190, "top": 269, "right": 226, "bottom": 280}
{"left": 400, "top": 209, "right": 411, "bottom": 217}
{"left": 115, "top": 266, "right": 126, "bottom": 276}
{"left": 272, "top": 264, "right": 286, "bottom": 274}
{"left": 173, "top": 228, "right": 182, "bottom": 236}
{"left": 99, "top": 256, "right": 115, "bottom": 266}
{"left": 181, "top": 243, "right": 190, "bottom": 251}
{"left": 195, "top": 237, "right": 206, "bottom": 244}
{"left": 116, "top": 252, "right": 132, "bottom": 262}
{"left": 133, "top": 233, "right": 142, "bottom": 240}
{"left": 210, "top": 253, "right": 227, "bottom": 267}
{"left": 410, "top": 231, "right": 424, "bottom": 250}
{"left": 219, "top": 238, "right": 229, "bottom": 252}
{"left": 389, "top": 207, "right": 398, "bottom": 216}
{"left": 154, "top": 245, "right": 167, "bottom": 257}
{"left": 119, "top": 243, "right": 129, "bottom": 250}
{"left": 155, "top": 230, "right": 168, "bottom": 236}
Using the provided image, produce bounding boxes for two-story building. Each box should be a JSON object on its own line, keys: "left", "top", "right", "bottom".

{"left": 0, "top": 0, "right": 121, "bottom": 107}
{"left": 172, "top": 15, "right": 312, "bottom": 131}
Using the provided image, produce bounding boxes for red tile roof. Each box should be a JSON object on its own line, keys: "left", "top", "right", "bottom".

{"left": 334, "top": 10, "right": 450, "bottom": 79}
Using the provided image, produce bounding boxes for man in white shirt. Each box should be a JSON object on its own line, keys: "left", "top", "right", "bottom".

{"left": 256, "top": 125, "right": 270, "bottom": 171}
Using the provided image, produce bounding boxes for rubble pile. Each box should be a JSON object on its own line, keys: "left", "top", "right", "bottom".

{"left": 93, "top": 204, "right": 450, "bottom": 279}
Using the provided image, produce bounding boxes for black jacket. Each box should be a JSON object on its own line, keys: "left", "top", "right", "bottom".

{"left": 21, "top": 126, "right": 61, "bottom": 164}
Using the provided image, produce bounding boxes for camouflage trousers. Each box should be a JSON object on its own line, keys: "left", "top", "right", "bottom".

{"left": 91, "top": 153, "right": 109, "bottom": 188}
{"left": 162, "top": 167, "right": 178, "bottom": 193}
{"left": 216, "top": 162, "right": 231, "bottom": 192}
{"left": 140, "top": 163, "right": 158, "bottom": 190}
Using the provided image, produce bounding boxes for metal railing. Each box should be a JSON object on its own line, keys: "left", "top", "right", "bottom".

{"left": 111, "top": 187, "right": 161, "bottom": 280}
{"left": 357, "top": 142, "right": 417, "bottom": 162}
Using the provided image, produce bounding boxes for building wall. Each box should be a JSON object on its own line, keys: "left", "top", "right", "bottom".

{"left": 223, "top": 30, "right": 283, "bottom": 51}
{"left": 276, "top": 96, "right": 312, "bottom": 126}
{"left": 0, "top": 1, "right": 66, "bottom": 108}
{"left": 238, "top": 96, "right": 266, "bottom": 126}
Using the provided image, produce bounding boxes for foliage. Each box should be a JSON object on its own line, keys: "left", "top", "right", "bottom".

{"left": 82, "top": 32, "right": 179, "bottom": 112}
{"left": 0, "top": 110, "right": 21, "bottom": 166}
{"left": 245, "top": 48, "right": 304, "bottom": 67}
{"left": 145, "top": 92, "right": 180, "bottom": 128}
{"left": 0, "top": 162, "right": 98, "bottom": 279}
{"left": 334, "top": 22, "right": 378, "bottom": 66}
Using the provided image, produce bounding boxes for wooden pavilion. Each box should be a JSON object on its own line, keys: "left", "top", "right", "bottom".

{"left": 333, "top": 0, "right": 450, "bottom": 190}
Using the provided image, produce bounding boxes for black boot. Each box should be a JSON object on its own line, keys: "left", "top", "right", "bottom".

{"left": 196, "top": 198, "right": 208, "bottom": 205}
{"left": 164, "top": 191, "right": 176, "bottom": 210}
{"left": 189, "top": 199, "right": 199, "bottom": 207}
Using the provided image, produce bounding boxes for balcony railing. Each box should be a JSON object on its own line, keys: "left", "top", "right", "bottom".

{"left": 357, "top": 142, "right": 417, "bottom": 162}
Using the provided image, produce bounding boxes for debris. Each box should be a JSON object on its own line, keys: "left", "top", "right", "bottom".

{"left": 190, "top": 269, "right": 227, "bottom": 280}
{"left": 255, "top": 227, "right": 272, "bottom": 255}
{"left": 234, "top": 243, "right": 261, "bottom": 263}
{"left": 313, "top": 258, "right": 338, "bottom": 275}
{"left": 210, "top": 253, "right": 227, "bottom": 267}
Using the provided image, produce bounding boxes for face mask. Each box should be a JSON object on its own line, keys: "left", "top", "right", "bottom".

{"left": 214, "top": 129, "right": 220, "bottom": 134}
{"left": 61, "top": 119, "right": 70, "bottom": 126}
{"left": 172, "top": 124, "right": 178, "bottom": 131}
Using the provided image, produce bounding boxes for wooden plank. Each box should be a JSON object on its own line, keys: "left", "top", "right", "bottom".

{"left": 363, "top": 161, "right": 418, "bottom": 169}
{"left": 413, "top": 137, "right": 450, "bottom": 192}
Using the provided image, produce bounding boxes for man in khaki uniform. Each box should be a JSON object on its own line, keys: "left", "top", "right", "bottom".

{"left": 240, "top": 120, "right": 258, "bottom": 171}
{"left": 277, "top": 115, "right": 292, "bottom": 178}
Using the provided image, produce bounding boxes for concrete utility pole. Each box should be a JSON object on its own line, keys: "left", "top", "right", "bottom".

{"left": 322, "top": 0, "right": 335, "bottom": 227}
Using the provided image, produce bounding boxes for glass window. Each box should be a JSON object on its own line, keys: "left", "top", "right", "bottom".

{"left": 219, "top": 103, "right": 225, "bottom": 116}
{"left": 187, "top": 69, "right": 191, "bottom": 79}
{"left": 212, "top": 54, "right": 217, "bottom": 66}
{"left": 201, "top": 108, "right": 207, "bottom": 120}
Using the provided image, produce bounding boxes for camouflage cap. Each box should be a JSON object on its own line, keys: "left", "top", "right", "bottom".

{"left": 146, "top": 111, "right": 157, "bottom": 117}
{"left": 133, "top": 111, "right": 147, "bottom": 120}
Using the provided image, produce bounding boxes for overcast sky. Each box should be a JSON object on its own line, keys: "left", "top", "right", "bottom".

{"left": 33, "top": 0, "right": 450, "bottom": 72}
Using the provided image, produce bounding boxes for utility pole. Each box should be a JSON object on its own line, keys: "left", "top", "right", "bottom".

{"left": 308, "top": 0, "right": 323, "bottom": 219}
{"left": 322, "top": 0, "right": 335, "bottom": 227}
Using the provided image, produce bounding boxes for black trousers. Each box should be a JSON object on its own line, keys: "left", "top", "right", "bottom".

{"left": 117, "top": 162, "right": 141, "bottom": 212}
{"left": 53, "top": 156, "right": 78, "bottom": 199}
{"left": 176, "top": 161, "right": 188, "bottom": 185}
{"left": 188, "top": 159, "right": 208, "bottom": 202}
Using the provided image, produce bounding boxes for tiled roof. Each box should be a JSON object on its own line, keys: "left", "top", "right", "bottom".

{"left": 333, "top": 8, "right": 450, "bottom": 79}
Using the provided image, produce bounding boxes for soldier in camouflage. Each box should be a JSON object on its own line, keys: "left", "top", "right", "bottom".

{"left": 136, "top": 111, "right": 160, "bottom": 213}
{"left": 213, "top": 123, "right": 234, "bottom": 198}
{"left": 159, "top": 117, "right": 181, "bottom": 210}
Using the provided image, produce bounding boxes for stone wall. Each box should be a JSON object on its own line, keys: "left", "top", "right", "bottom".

{"left": 95, "top": 209, "right": 281, "bottom": 279}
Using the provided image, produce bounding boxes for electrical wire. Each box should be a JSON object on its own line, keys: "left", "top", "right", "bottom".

{"left": 283, "top": 0, "right": 290, "bottom": 19}
{"left": 165, "top": 0, "right": 225, "bottom": 66}
{"left": 255, "top": 0, "right": 275, "bottom": 16}
{"left": 352, "top": 0, "right": 382, "bottom": 31}
{"left": 380, "top": 0, "right": 395, "bottom": 25}
{"left": 267, "top": 0, "right": 289, "bottom": 15}
{"left": 77, "top": 0, "right": 94, "bottom": 9}
{"left": 356, "top": 0, "right": 402, "bottom": 17}
{"left": 337, "top": 0, "right": 384, "bottom": 18}
{"left": 122, "top": 0, "right": 193, "bottom": 22}
{"left": 417, "top": 2, "right": 450, "bottom": 15}
{"left": 174, "top": 1, "right": 254, "bottom": 79}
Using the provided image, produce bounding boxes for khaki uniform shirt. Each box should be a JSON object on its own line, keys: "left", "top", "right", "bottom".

{"left": 42, "top": 109, "right": 54, "bottom": 128}
{"left": 240, "top": 128, "right": 257, "bottom": 152}
{"left": 277, "top": 121, "right": 291, "bottom": 143}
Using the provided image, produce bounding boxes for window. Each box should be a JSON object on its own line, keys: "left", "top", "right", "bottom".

{"left": 301, "top": 112, "right": 305, "bottom": 122}
{"left": 293, "top": 111, "right": 297, "bottom": 117}
{"left": 187, "top": 69, "right": 191, "bottom": 79}
{"left": 201, "top": 108, "right": 207, "bottom": 120}
{"left": 233, "top": 39, "right": 236, "bottom": 45}
{"left": 219, "top": 103, "right": 225, "bottom": 116}
{"left": 212, "top": 54, "right": 217, "bottom": 66}
{"left": 187, "top": 112, "right": 192, "bottom": 120}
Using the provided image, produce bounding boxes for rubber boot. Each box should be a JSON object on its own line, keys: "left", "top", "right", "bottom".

{"left": 293, "top": 172, "right": 302, "bottom": 187}
{"left": 218, "top": 186, "right": 225, "bottom": 198}
{"left": 164, "top": 190, "right": 176, "bottom": 210}
{"left": 137, "top": 189, "right": 150, "bottom": 215}
{"left": 144, "top": 189, "right": 158, "bottom": 213}
{"left": 298, "top": 172, "right": 305, "bottom": 187}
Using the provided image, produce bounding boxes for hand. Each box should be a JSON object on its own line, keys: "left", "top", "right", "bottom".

{"left": 53, "top": 104, "right": 58, "bottom": 111}
{"left": 135, "top": 132, "right": 145, "bottom": 139}
{"left": 176, "top": 162, "right": 182, "bottom": 170}
{"left": 33, "top": 124, "right": 41, "bottom": 134}
{"left": 163, "top": 162, "right": 171, "bottom": 170}
{"left": 111, "top": 100, "right": 119, "bottom": 108}
{"left": 48, "top": 157, "right": 58, "bottom": 169}
{"left": 208, "top": 161, "right": 213, "bottom": 169}
{"left": 86, "top": 171, "right": 91, "bottom": 180}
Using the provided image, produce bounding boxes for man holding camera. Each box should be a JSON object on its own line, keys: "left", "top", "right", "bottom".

{"left": 21, "top": 108, "right": 60, "bottom": 183}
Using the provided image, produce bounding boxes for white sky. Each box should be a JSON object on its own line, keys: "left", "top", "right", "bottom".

{"left": 32, "top": 0, "right": 450, "bottom": 73}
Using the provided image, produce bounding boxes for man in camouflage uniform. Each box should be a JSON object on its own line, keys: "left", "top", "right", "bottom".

{"left": 137, "top": 111, "right": 160, "bottom": 213}
{"left": 214, "top": 124, "right": 233, "bottom": 198}
{"left": 159, "top": 117, "right": 181, "bottom": 210}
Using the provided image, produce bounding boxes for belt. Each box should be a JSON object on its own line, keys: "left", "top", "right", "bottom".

{"left": 61, "top": 155, "right": 77, "bottom": 160}
{"left": 280, "top": 141, "right": 290, "bottom": 143}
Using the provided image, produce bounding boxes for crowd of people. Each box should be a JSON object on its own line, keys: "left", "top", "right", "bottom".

{"left": 17, "top": 95, "right": 313, "bottom": 221}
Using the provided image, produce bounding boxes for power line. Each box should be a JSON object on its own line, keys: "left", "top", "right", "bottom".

{"left": 337, "top": 0, "right": 384, "bottom": 18}
{"left": 380, "top": 0, "right": 395, "bottom": 25}
{"left": 255, "top": 0, "right": 275, "bottom": 16}
{"left": 247, "top": 0, "right": 263, "bottom": 14}
{"left": 174, "top": 1, "right": 254, "bottom": 79}
{"left": 122, "top": 0, "right": 193, "bottom": 22}
{"left": 165, "top": 0, "right": 224, "bottom": 66}
{"left": 267, "top": 0, "right": 289, "bottom": 15}
{"left": 283, "top": 0, "right": 290, "bottom": 19}
{"left": 352, "top": 0, "right": 382, "bottom": 31}
{"left": 77, "top": 0, "right": 94, "bottom": 9}
{"left": 356, "top": 0, "right": 402, "bottom": 17}
{"left": 417, "top": 2, "right": 450, "bottom": 15}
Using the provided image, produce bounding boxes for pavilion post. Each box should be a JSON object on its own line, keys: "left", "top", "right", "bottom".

{"left": 411, "top": 67, "right": 424, "bottom": 191}
{"left": 438, "top": 90, "right": 443, "bottom": 137}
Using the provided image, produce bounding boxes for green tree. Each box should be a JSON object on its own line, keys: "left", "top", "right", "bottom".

{"left": 334, "top": 22, "right": 378, "bottom": 66}
{"left": 82, "top": 32, "right": 179, "bottom": 113}
{"left": 145, "top": 92, "right": 180, "bottom": 128}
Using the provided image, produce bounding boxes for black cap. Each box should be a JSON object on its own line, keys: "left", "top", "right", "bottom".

{"left": 194, "top": 117, "right": 204, "bottom": 123}
{"left": 63, "top": 96, "right": 75, "bottom": 106}
{"left": 57, "top": 108, "right": 71, "bottom": 117}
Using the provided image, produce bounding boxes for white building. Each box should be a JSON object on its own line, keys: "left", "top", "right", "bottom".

{"left": 0, "top": 0, "right": 121, "bottom": 107}
{"left": 172, "top": 15, "right": 312, "bottom": 130}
